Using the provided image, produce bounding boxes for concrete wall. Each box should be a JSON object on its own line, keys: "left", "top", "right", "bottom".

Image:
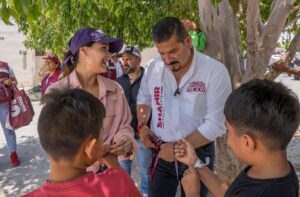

{"left": 0, "top": 20, "right": 36, "bottom": 87}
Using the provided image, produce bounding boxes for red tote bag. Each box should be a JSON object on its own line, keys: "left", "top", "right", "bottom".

{"left": 8, "top": 84, "right": 35, "bottom": 129}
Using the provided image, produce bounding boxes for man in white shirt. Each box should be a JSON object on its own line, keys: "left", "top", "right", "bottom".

{"left": 137, "top": 17, "right": 232, "bottom": 197}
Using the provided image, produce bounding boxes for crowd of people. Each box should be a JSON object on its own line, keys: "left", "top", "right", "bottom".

{"left": 0, "top": 16, "right": 299, "bottom": 197}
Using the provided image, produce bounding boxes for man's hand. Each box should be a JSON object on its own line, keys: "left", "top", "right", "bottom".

{"left": 182, "top": 167, "right": 201, "bottom": 197}
{"left": 158, "top": 143, "right": 175, "bottom": 162}
{"left": 3, "top": 78, "right": 13, "bottom": 86}
{"left": 272, "top": 60, "right": 289, "bottom": 73}
{"left": 140, "top": 125, "right": 156, "bottom": 148}
{"left": 174, "top": 139, "right": 198, "bottom": 167}
{"left": 110, "top": 136, "right": 133, "bottom": 157}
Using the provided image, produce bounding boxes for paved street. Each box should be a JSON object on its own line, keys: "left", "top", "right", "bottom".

{"left": 0, "top": 74, "right": 299, "bottom": 196}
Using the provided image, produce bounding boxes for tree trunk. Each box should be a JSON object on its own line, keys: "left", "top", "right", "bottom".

{"left": 198, "top": 0, "right": 224, "bottom": 62}
{"left": 197, "top": 0, "right": 299, "bottom": 188}
{"left": 198, "top": 0, "right": 245, "bottom": 184}
{"left": 218, "top": 0, "right": 243, "bottom": 87}
{"left": 242, "top": 0, "right": 296, "bottom": 82}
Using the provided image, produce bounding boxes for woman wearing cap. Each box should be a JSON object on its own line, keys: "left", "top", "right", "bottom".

{"left": 41, "top": 53, "right": 62, "bottom": 95}
{"left": 46, "top": 27, "right": 136, "bottom": 169}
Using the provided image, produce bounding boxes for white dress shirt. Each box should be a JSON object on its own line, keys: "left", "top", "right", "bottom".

{"left": 137, "top": 49, "right": 232, "bottom": 142}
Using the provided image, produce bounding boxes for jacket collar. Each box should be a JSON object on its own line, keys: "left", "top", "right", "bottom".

{"left": 69, "top": 70, "right": 117, "bottom": 99}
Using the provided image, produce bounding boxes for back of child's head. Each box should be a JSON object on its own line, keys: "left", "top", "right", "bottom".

{"left": 38, "top": 88, "right": 106, "bottom": 161}
{"left": 224, "top": 79, "right": 300, "bottom": 150}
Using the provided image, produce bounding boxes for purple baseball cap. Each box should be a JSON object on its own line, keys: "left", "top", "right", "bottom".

{"left": 68, "top": 27, "right": 123, "bottom": 55}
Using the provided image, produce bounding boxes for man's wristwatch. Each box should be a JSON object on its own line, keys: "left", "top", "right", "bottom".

{"left": 194, "top": 158, "right": 206, "bottom": 169}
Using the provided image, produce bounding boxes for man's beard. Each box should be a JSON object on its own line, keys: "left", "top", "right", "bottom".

{"left": 168, "top": 61, "right": 182, "bottom": 72}
{"left": 124, "top": 64, "right": 136, "bottom": 75}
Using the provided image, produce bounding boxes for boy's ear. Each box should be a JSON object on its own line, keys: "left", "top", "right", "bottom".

{"left": 84, "top": 138, "right": 97, "bottom": 159}
{"left": 242, "top": 134, "right": 256, "bottom": 152}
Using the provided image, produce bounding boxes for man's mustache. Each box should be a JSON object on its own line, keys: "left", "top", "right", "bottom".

{"left": 167, "top": 61, "right": 179, "bottom": 66}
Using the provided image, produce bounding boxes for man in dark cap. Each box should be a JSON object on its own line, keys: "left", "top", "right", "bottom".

{"left": 117, "top": 46, "right": 151, "bottom": 196}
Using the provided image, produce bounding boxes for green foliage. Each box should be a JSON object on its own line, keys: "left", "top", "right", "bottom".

{"left": 0, "top": 0, "right": 199, "bottom": 54}
{"left": 260, "top": 0, "right": 272, "bottom": 22}
{"left": 0, "top": 0, "right": 298, "bottom": 55}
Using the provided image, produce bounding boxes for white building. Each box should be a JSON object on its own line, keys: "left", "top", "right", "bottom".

{"left": 0, "top": 20, "right": 37, "bottom": 87}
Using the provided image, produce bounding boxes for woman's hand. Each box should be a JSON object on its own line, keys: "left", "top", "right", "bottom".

{"left": 110, "top": 136, "right": 133, "bottom": 157}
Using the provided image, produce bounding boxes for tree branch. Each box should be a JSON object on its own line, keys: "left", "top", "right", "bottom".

{"left": 270, "top": 0, "right": 278, "bottom": 14}
{"left": 260, "top": 0, "right": 296, "bottom": 68}
{"left": 291, "top": 4, "right": 300, "bottom": 13}
{"left": 285, "top": 14, "right": 300, "bottom": 28}
{"left": 258, "top": 15, "right": 265, "bottom": 36}
{"left": 246, "top": 0, "right": 260, "bottom": 56}
{"left": 218, "top": 0, "right": 243, "bottom": 88}
{"left": 242, "top": 0, "right": 260, "bottom": 82}
{"left": 198, "top": 0, "right": 224, "bottom": 62}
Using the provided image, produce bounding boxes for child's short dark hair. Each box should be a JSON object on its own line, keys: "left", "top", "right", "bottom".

{"left": 38, "top": 88, "right": 106, "bottom": 161}
{"left": 224, "top": 79, "right": 300, "bottom": 150}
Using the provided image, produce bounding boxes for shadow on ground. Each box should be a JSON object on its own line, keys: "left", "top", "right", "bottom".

{"left": 0, "top": 136, "right": 48, "bottom": 197}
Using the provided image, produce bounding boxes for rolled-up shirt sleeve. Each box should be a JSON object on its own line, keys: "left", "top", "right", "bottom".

{"left": 137, "top": 62, "right": 152, "bottom": 106}
{"left": 198, "top": 67, "right": 232, "bottom": 141}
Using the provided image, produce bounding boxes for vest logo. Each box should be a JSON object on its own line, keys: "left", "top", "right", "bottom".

{"left": 154, "top": 86, "right": 164, "bottom": 128}
{"left": 187, "top": 81, "right": 207, "bottom": 93}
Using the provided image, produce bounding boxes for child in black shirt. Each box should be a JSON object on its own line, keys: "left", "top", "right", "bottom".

{"left": 174, "top": 79, "right": 300, "bottom": 197}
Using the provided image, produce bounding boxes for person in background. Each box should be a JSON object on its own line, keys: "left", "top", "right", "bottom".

{"left": 116, "top": 46, "right": 151, "bottom": 197}
{"left": 0, "top": 61, "right": 20, "bottom": 167}
{"left": 181, "top": 18, "right": 206, "bottom": 52}
{"left": 41, "top": 53, "right": 61, "bottom": 95}
{"left": 175, "top": 79, "right": 299, "bottom": 197}
{"left": 23, "top": 89, "right": 141, "bottom": 197}
{"left": 112, "top": 52, "right": 124, "bottom": 77}
{"left": 100, "top": 53, "right": 123, "bottom": 80}
{"left": 272, "top": 56, "right": 300, "bottom": 77}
